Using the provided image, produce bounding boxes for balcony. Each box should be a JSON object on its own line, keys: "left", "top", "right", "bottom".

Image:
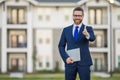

{"left": 7, "top": 6, "right": 27, "bottom": 24}
{"left": 89, "top": 29, "right": 107, "bottom": 48}
{"left": 7, "top": 29, "right": 27, "bottom": 48}
{"left": 88, "top": 7, "right": 108, "bottom": 25}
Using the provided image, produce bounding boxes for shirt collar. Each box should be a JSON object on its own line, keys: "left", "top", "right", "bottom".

{"left": 73, "top": 23, "right": 82, "bottom": 28}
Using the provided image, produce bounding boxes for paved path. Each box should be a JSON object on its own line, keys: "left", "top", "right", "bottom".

{"left": 92, "top": 72, "right": 111, "bottom": 78}
{"left": 9, "top": 72, "right": 24, "bottom": 78}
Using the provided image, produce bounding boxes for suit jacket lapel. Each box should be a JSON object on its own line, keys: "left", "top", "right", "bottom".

{"left": 70, "top": 25, "right": 75, "bottom": 41}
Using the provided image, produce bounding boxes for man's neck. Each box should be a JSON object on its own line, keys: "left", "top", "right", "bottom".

{"left": 74, "top": 23, "right": 82, "bottom": 27}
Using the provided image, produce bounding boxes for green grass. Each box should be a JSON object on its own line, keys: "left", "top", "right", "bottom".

{"left": 0, "top": 73, "right": 120, "bottom": 80}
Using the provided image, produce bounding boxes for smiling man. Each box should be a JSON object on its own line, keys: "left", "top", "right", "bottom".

{"left": 58, "top": 7, "right": 96, "bottom": 80}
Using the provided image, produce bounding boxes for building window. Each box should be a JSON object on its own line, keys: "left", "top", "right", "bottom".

{"left": 7, "top": 29, "right": 27, "bottom": 48}
{"left": 89, "top": 29, "right": 107, "bottom": 47}
{"left": 96, "top": 0, "right": 100, "bottom": 2}
{"left": 8, "top": 53, "right": 26, "bottom": 72}
{"left": 96, "top": 35, "right": 103, "bottom": 47}
{"left": 88, "top": 7, "right": 107, "bottom": 25}
{"left": 46, "top": 62, "right": 50, "bottom": 68}
{"left": 46, "top": 38, "right": 50, "bottom": 44}
{"left": 7, "top": 6, "right": 27, "bottom": 24}
{"left": 118, "top": 15, "right": 120, "bottom": 21}
{"left": 89, "top": 37, "right": 97, "bottom": 47}
{"left": 90, "top": 35, "right": 103, "bottom": 47}
{"left": 118, "top": 38, "right": 120, "bottom": 43}
{"left": 39, "top": 62, "right": 42, "bottom": 67}
{"left": 39, "top": 38, "right": 43, "bottom": 44}
{"left": 46, "top": 15, "right": 50, "bottom": 21}
{"left": 15, "top": 0, "right": 19, "bottom": 2}
{"left": 118, "top": 56, "right": 120, "bottom": 68}
{"left": 38, "top": 56, "right": 43, "bottom": 67}
{"left": 46, "top": 56, "right": 50, "bottom": 68}
{"left": 91, "top": 52, "right": 107, "bottom": 71}
{"left": 94, "top": 58, "right": 103, "bottom": 71}
{"left": 39, "top": 15, "right": 43, "bottom": 21}
{"left": 65, "top": 15, "right": 69, "bottom": 21}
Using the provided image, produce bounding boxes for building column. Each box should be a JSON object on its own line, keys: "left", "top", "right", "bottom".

{"left": 27, "top": 7, "right": 33, "bottom": 73}
{"left": 1, "top": 4, "right": 7, "bottom": 73}
{"left": 1, "top": 27, "right": 7, "bottom": 73}
{"left": 27, "top": 28, "right": 33, "bottom": 73}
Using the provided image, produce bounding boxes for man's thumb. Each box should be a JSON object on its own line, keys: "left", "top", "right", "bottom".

{"left": 84, "top": 25, "right": 87, "bottom": 31}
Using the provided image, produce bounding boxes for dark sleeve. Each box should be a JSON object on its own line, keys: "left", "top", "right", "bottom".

{"left": 58, "top": 28, "right": 69, "bottom": 63}
{"left": 87, "top": 26, "right": 96, "bottom": 42}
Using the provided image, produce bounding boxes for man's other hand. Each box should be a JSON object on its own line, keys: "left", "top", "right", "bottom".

{"left": 66, "top": 57, "right": 74, "bottom": 64}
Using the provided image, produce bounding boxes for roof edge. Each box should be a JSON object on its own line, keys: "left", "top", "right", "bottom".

{"left": 34, "top": 2, "right": 77, "bottom": 6}
{"left": 0, "top": 0, "right": 4, "bottom": 3}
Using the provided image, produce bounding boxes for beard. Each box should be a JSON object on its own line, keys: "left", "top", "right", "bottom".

{"left": 73, "top": 19, "right": 82, "bottom": 25}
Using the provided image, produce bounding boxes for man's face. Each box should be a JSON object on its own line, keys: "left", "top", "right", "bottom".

{"left": 73, "top": 11, "right": 84, "bottom": 25}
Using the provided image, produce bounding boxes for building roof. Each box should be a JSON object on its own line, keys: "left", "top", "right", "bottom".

{"left": 35, "top": 0, "right": 80, "bottom": 3}
{"left": 35, "top": 0, "right": 120, "bottom": 3}
{"left": 117, "top": 0, "right": 120, "bottom": 2}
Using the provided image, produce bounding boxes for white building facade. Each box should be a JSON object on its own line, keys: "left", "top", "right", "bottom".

{"left": 0, "top": 0, "right": 120, "bottom": 73}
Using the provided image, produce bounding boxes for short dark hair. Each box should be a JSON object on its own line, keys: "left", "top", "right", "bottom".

{"left": 73, "top": 7, "right": 84, "bottom": 15}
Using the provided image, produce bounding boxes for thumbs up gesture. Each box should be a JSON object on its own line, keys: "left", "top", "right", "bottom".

{"left": 82, "top": 26, "right": 89, "bottom": 36}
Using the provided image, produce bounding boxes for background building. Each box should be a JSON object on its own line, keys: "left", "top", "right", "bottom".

{"left": 0, "top": 0, "right": 120, "bottom": 73}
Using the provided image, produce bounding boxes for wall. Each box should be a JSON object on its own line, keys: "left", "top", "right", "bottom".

{"left": 32, "top": 6, "right": 74, "bottom": 28}
{"left": 112, "top": 7, "right": 120, "bottom": 28}
{"left": 0, "top": 5, "right": 2, "bottom": 26}
{"left": 53, "top": 28, "right": 64, "bottom": 71}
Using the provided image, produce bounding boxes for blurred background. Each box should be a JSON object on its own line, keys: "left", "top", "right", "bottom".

{"left": 0, "top": 0, "right": 120, "bottom": 77}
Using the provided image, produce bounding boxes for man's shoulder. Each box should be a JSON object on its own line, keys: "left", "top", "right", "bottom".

{"left": 64, "top": 24, "right": 73, "bottom": 29}
{"left": 85, "top": 25, "right": 94, "bottom": 31}
{"left": 86, "top": 25, "right": 93, "bottom": 29}
{"left": 61, "top": 24, "right": 73, "bottom": 33}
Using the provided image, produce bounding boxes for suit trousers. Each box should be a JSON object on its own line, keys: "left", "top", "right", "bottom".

{"left": 65, "top": 62, "right": 90, "bottom": 80}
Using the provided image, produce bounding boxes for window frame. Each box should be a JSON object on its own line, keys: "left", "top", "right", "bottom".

{"left": 7, "top": 6, "right": 27, "bottom": 24}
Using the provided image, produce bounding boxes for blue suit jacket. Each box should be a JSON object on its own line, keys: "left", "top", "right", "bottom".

{"left": 58, "top": 24, "right": 96, "bottom": 66}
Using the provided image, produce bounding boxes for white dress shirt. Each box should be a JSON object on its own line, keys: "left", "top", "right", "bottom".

{"left": 73, "top": 23, "right": 90, "bottom": 39}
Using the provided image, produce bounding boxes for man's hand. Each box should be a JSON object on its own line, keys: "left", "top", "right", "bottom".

{"left": 66, "top": 57, "right": 74, "bottom": 64}
{"left": 82, "top": 26, "right": 89, "bottom": 36}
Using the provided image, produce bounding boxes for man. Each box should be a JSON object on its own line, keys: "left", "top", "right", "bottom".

{"left": 58, "top": 7, "right": 96, "bottom": 80}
